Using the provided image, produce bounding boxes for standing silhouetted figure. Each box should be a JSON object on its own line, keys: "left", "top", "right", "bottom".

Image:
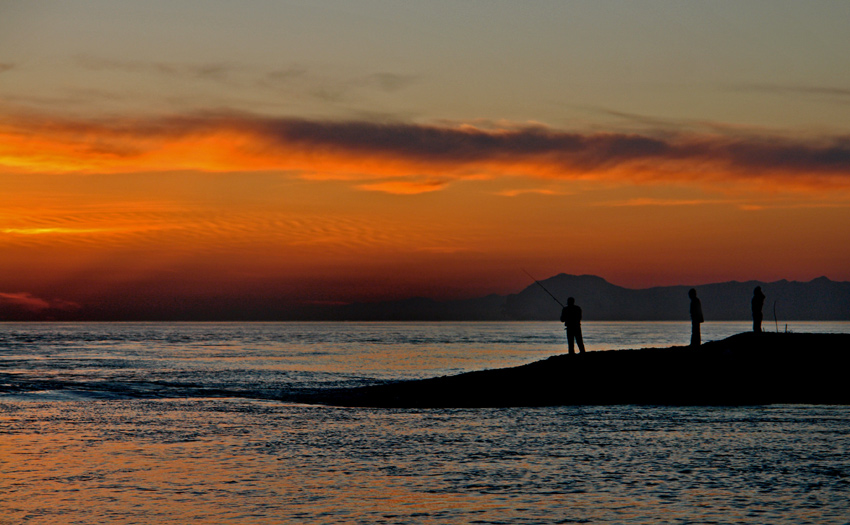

{"left": 560, "top": 297, "right": 585, "bottom": 355}
{"left": 689, "top": 288, "right": 703, "bottom": 347}
{"left": 752, "top": 286, "right": 766, "bottom": 333}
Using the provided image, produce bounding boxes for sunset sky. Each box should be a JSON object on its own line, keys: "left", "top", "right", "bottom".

{"left": 2, "top": 1, "right": 850, "bottom": 319}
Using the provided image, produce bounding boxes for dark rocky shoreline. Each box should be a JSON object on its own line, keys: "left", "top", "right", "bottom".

{"left": 299, "top": 332, "right": 850, "bottom": 407}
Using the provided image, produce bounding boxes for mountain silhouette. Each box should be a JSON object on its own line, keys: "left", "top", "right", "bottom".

{"left": 324, "top": 274, "right": 850, "bottom": 321}
{"left": 5, "top": 274, "right": 846, "bottom": 321}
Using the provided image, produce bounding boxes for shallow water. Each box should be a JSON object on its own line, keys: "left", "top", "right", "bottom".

{"left": 1, "top": 322, "right": 849, "bottom": 523}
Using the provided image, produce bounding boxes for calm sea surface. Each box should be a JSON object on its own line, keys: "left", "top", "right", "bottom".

{"left": 1, "top": 321, "right": 849, "bottom": 524}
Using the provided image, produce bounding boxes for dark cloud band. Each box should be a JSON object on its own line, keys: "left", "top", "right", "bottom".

{"left": 4, "top": 109, "right": 850, "bottom": 181}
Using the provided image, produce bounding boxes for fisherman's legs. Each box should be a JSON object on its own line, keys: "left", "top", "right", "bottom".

{"left": 574, "top": 326, "right": 585, "bottom": 354}
{"left": 753, "top": 313, "right": 763, "bottom": 333}
{"left": 691, "top": 322, "right": 701, "bottom": 346}
{"left": 567, "top": 326, "right": 584, "bottom": 354}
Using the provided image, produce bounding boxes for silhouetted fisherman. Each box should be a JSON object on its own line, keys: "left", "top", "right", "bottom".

{"left": 752, "top": 286, "right": 766, "bottom": 333}
{"left": 689, "top": 288, "right": 704, "bottom": 347}
{"left": 560, "top": 297, "right": 585, "bottom": 355}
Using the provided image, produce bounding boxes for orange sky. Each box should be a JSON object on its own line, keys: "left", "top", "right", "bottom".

{"left": 2, "top": 109, "right": 849, "bottom": 318}
{"left": 2, "top": 3, "right": 849, "bottom": 319}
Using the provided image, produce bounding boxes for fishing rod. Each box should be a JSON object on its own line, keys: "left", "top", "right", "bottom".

{"left": 522, "top": 268, "right": 565, "bottom": 308}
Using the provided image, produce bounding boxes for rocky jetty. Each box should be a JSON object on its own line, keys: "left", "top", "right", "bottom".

{"left": 303, "top": 333, "right": 850, "bottom": 407}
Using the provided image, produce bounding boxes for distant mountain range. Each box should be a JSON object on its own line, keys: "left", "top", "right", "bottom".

{"left": 319, "top": 274, "right": 850, "bottom": 321}
{"left": 4, "top": 274, "right": 847, "bottom": 321}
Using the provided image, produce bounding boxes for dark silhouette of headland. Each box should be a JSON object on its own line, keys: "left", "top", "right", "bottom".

{"left": 297, "top": 332, "right": 850, "bottom": 407}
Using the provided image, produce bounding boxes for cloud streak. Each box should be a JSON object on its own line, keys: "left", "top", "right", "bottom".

{"left": 2, "top": 109, "right": 850, "bottom": 193}
{"left": 0, "top": 200, "right": 481, "bottom": 256}
{"left": 75, "top": 56, "right": 242, "bottom": 84}
{"left": 72, "top": 56, "right": 419, "bottom": 107}
{"left": 0, "top": 292, "right": 79, "bottom": 312}
{"left": 731, "top": 83, "right": 850, "bottom": 103}
{"left": 496, "top": 188, "right": 570, "bottom": 197}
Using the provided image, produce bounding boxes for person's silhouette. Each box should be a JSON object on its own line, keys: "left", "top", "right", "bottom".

{"left": 752, "top": 286, "right": 766, "bottom": 333}
{"left": 560, "top": 297, "right": 585, "bottom": 355}
{"left": 689, "top": 288, "right": 703, "bottom": 347}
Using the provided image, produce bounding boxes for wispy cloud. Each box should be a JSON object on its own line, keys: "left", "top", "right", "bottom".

{"left": 597, "top": 197, "right": 848, "bottom": 211}
{"left": 595, "top": 198, "right": 724, "bottom": 207}
{"left": 729, "top": 83, "right": 850, "bottom": 103}
{"left": 496, "top": 188, "right": 571, "bottom": 197}
{"left": 73, "top": 56, "right": 419, "bottom": 106}
{"left": 2, "top": 227, "right": 115, "bottom": 235}
{"left": 356, "top": 179, "right": 448, "bottom": 194}
{"left": 0, "top": 292, "right": 79, "bottom": 312}
{"left": 2, "top": 108, "right": 850, "bottom": 194}
{"left": 0, "top": 200, "right": 482, "bottom": 255}
{"left": 75, "top": 56, "right": 240, "bottom": 84}
{"left": 362, "top": 73, "right": 418, "bottom": 93}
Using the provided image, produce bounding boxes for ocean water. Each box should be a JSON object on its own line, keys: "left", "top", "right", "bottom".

{"left": 1, "top": 321, "right": 849, "bottom": 524}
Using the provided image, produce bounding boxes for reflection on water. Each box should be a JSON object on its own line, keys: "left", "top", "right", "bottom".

{"left": 1, "top": 400, "right": 848, "bottom": 524}
{"left": 1, "top": 322, "right": 849, "bottom": 523}
{"left": 2, "top": 321, "right": 849, "bottom": 397}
